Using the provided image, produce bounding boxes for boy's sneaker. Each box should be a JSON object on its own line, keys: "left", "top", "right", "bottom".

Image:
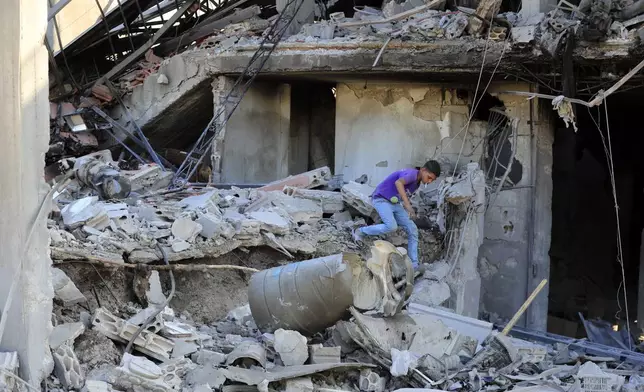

{"left": 352, "top": 228, "right": 364, "bottom": 244}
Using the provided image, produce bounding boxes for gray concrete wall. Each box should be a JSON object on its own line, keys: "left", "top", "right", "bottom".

{"left": 335, "top": 83, "right": 487, "bottom": 186}
{"left": 221, "top": 81, "right": 291, "bottom": 184}
{"left": 334, "top": 81, "right": 553, "bottom": 325}
{"left": 479, "top": 84, "right": 552, "bottom": 329}
{"left": 1, "top": 0, "right": 54, "bottom": 384}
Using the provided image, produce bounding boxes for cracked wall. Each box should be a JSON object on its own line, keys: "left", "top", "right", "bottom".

{"left": 479, "top": 83, "right": 553, "bottom": 330}
{"left": 220, "top": 81, "right": 292, "bottom": 184}
{"left": 335, "top": 83, "right": 486, "bottom": 186}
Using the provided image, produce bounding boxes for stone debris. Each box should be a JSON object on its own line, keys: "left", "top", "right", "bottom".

{"left": 308, "top": 344, "right": 341, "bottom": 364}
{"left": 52, "top": 267, "right": 87, "bottom": 305}
{"left": 0, "top": 352, "right": 19, "bottom": 392}
{"left": 274, "top": 329, "right": 309, "bottom": 366}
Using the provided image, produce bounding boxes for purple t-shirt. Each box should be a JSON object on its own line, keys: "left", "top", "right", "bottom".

{"left": 373, "top": 168, "right": 419, "bottom": 201}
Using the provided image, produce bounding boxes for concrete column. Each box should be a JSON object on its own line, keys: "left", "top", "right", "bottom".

{"left": 0, "top": 0, "right": 54, "bottom": 385}
{"left": 211, "top": 76, "right": 235, "bottom": 183}
{"left": 526, "top": 96, "right": 554, "bottom": 332}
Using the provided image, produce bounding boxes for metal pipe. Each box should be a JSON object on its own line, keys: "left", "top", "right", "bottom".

{"left": 93, "top": 0, "right": 119, "bottom": 61}
{"left": 115, "top": 0, "right": 137, "bottom": 51}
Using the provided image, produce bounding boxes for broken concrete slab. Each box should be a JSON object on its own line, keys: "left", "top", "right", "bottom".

{"left": 219, "top": 363, "right": 376, "bottom": 386}
{"left": 126, "top": 164, "right": 173, "bottom": 193}
{"left": 283, "top": 187, "right": 345, "bottom": 214}
{"left": 341, "top": 182, "right": 377, "bottom": 220}
{"left": 259, "top": 167, "right": 331, "bottom": 192}
{"left": 275, "top": 329, "right": 309, "bottom": 366}
{"left": 52, "top": 267, "right": 87, "bottom": 305}
{"left": 409, "top": 279, "right": 451, "bottom": 307}
{"left": 180, "top": 190, "right": 220, "bottom": 211}
{"left": 407, "top": 303, "right": 492, "bottom": 350}
{"left": 191, "top": 349, "right": 227, "bottom": 365}
{"left": 226, "top": 340, "right": 267, "bottom": 367}
{"left": 146, "top": 270, "right": 166, "bottom": 306}
{"left": 172, "top": 240, "right": 192, "bottom": 252}
{"left": 197, "top": 212, "right": 235, "bottom": 239}
{"left": 61, "top": 196, "right": 104, "bottom": 229}
{"left": 50, "top": 322, "right": 85, "bottom": 350}
{"left": 82, "top": 380, "right": 115, "bottom": 392}
{"left": 0, "top": 352, "right": 19, "bottom": 391}
{"left": 171, "top": 218, "right": 203, "bottom": 242}
{"left": 114, "top": 353, "right": 171, "bottom": 392}
{"left": 308, "top": 344, "right": 341, "bottom": 364}
{"left": 248, "top": 211, "right": 290, "bottom": 235}
{"left": 285, "top": 377, "right": 314, "bottom": 392}
{"left": 186, "top": 366, "right": 227, "bottom": 389}
{"left": 228, "top": 304, "right": 253, "bottom": 325}
{"left": 423, "top": 260, "right": 450, "bottom": 281}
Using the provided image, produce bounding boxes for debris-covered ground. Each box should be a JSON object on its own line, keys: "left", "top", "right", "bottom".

{"left": 20, "top": 146, "right": 640, "bottom": 391}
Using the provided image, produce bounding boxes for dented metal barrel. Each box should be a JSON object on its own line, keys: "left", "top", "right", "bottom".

{"left": 248, "top": 254, "right": 356, "bottom": 335}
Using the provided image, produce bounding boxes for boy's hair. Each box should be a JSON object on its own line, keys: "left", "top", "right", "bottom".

{"left": 422, "top": 160, "right": 441, "bottom": 177}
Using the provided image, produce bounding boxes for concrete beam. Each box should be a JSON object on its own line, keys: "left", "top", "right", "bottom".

{"left": 0, "top": 0, "right": 54, "bottom": 384}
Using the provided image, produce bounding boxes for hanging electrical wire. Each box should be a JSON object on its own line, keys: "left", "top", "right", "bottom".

{"left": 587, "top": 102, "right": 632, "bottom": 349}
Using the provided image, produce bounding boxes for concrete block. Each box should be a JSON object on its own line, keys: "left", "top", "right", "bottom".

{"left": 285, "top": 377, "right": 314, "bottom": 392}
{"left": 300, "top": 22, "right": 334, "bottom": 38}
{"left": 341, "top": 182, "right": 377, "bottom": 219}
{"left": 171, "top": 240, "right": 192, "bottom": 252}
{"left": 191, "top": 350, "right": 227, "bottom": 366}
{"left": 248, "top": 211, "right": 290, "bottom": 235}
{"left": 283, "top": 187, "right": 345, "bottom": 214}
{"left": 186, "top": 366, "right": 226, "bottom": 389}
{"left": 0, "top": 352, "right": 19, "bottom": 391}
{"left": 180, "top": 190, "right": 219, "bottom": 211}
{"left": 197, "top": 212, "right": 235, "bottom": 239}
{"left": 359, "top": 369, "right": 387, "bottom": 392}
{"left": 171, "top": 218, "right": 203, "bottom": 242}
{"left": 332, "top": 210, "right": 352, "bottom": 223}
{"left": 146, "top": 271, "right": 166, "bottom": 306}
{"left": 171, "top": 338, "right": 200, "bottom": 358}
{"left": 52, "top": 343, "right": 85, "bottom": 389}
{"left": 92, "top": 307, "right": 174, "bottom": 361}
{"left": 82, "top": 380, "right": 115, "bottom": 392}
{"left": 50, "top": 322, "right": 85, "bottom": 350}
{"left": 61, "top": 196, "right": 104, "bottom": 229}
{"left": 126, "top": 164, "right": 173, "bottom": 193}
{"left": 82, "top": 380, "right": 114, "bottom": 392}
{"left": 128, "top": 308, "right": 165, "bottom": 334}
{"left": 259, "top": 167, "right": 332, "bottom": 192}
{"left": 52, "top": 267, "right": 87, "bottom": 305}
{"left": 161, "top": 321, "right": 195, "bottom": 338}
{"left": 114, "top": 353, "right": 171, "bottom": 392}
{"left": 410, "top": 279, "right": 451, "bottom": 307}
{"left": 308, "top": 344, "right": 341, "bottom": 364}
{"left": 274, "top": 329, "right": 308, "bottom": 366}
{"left": 160, "top": 357, "right": 196, "bottom": 389}
{"left": 227, "top": 304, "right": 253, "bottom": 325}
{"left": 274, "top": 197, "right": 323, "bottom": 224}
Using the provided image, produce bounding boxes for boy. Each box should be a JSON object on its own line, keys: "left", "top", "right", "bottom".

{"left": 353, "top": 160, "right": 441, "bottom": 269}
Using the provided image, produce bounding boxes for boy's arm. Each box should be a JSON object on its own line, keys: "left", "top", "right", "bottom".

{"left": 395, "top": 178, "right": 415, "bottom": 218}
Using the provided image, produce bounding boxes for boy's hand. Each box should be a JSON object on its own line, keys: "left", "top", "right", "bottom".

{"left": 405, "top": 204, "right": 416, "bottom": 219}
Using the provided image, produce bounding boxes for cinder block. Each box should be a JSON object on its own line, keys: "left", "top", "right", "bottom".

{"left": 52, "top": 343, "right": 84, "bottom": 390}
{"left": 308, "top": 344, "right": 341, "bottom": 364}
{"left": 93, "top": 307, "right": 174, "bottom": 361}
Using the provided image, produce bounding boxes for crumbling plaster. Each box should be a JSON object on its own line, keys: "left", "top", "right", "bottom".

{"left": 1, "top": 0, "right": 54, "bottom": 384}
{"left": 335, "top": 82, "right": 486, "bottom": 186}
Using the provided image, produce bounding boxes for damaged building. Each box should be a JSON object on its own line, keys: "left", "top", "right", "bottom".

{"left": 3, "top": 0, "right": 644, "bottom": 388}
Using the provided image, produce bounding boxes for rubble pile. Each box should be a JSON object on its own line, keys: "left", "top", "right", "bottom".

{"left": 43, "top": 267, "right": 644, "bottom": 392}
{"left": 49, "top": 153, "right": 446, "bottom": 267}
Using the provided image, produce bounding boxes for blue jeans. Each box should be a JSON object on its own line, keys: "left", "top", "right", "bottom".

{"left": 359, "top": 198, "right": 419, "bottom": 266}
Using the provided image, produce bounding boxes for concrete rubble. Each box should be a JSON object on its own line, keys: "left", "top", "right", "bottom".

{"left": 44, "top": 153, "right": 644, "bottom": 391}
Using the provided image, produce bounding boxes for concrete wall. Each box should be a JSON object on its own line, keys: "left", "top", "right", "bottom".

{"left": 334, "top": 82, "right": 553, "bottom": 327}
{"left": 1, "top": 0, "right": 54, "bottom": 384}
{"left": 479, "top": 84, "right": 553, "bottom": 330}
{"left": 221, "top": 81, "right": 291, "bottom": 184}
{"left": 335, "top": 83, "right": 487, "bottom": 186}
